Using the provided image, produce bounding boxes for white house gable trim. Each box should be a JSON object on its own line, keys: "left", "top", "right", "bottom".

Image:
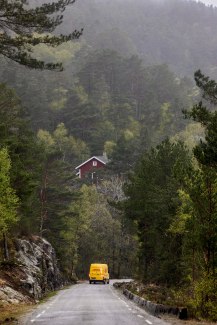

{"left": 75, "top": 156, "right": 106, "bottom": 170}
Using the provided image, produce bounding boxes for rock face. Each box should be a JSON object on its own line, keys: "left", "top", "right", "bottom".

{"left": 0, "top": 284, "right": 29, "bottom": 305}
{"left": 0, "top": 236, "right": 63, "bottom": 304}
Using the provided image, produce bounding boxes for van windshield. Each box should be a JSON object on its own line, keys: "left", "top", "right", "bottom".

{"left": 91, "top": 268, "right": 101, "bottom": 273}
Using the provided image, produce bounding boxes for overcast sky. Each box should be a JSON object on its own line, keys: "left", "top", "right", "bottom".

{"left": 195, "top": 0, "right": 217, "bottom": 6}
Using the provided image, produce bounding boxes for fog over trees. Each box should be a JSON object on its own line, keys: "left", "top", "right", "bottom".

{"left": 195, "top": 0, "right": 217, "bottom": 5}
{"left": 58, "top": 0, "right": 217, "bottom": 77}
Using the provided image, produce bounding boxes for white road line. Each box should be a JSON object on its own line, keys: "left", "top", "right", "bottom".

{"left": 137, "top": 315, "right": 144, "bottom": 318}
{"left": 41, "top": 310, "right": 46, "bottom": 314}
{"left": 128, "top": 308, "right": 132, "bottom": 311}
{"left": 146, "top": 320, "right": 152, "bottom": 324}
{"left": 30, "top": 320, "right": 35, "bottom": 323}
{"left": 36, "top": 314, "right": 41, "bottom": 318}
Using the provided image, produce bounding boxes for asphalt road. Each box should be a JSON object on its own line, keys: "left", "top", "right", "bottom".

{"left": 23, "top": 280, "right": 170, "bottom": 325}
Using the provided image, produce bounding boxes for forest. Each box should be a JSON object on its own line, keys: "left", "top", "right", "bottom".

{"left": 0, "top": 0, "right": 217, "bottom": 321}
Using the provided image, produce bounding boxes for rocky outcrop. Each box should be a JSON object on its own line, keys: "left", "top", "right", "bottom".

{"left": 0, "top": 236, "right": 63, "bottom": 305}
{"left": 113, "top": 282, "right": 188, "bottom": 320}
{"left": 0, "top": 282, "right": 29, "bottom": 304}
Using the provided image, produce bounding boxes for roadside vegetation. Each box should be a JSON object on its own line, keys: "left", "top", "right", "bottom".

{"left": 0, "top": 303, "right": 32, "bottom": 325}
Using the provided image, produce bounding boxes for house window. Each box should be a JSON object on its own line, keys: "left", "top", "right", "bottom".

{"left": 93, "top": 160, "right": 97, "bottom": 167}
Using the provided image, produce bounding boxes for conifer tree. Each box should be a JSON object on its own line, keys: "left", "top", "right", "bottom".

{"left": 180, "top": 70, "right": 217, "bottom": 319}
{"left": 124, "top": 140, "right": 190, "bottom": 283}
{"left": 0, "top": 0, "right": 82, "bottom": 70}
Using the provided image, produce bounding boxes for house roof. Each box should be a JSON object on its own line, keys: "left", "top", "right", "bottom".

{"left": 75, "top": 155, "right": 109, "bottom": 170}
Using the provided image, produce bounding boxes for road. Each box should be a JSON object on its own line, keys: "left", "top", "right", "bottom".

{"left": 23, "top": 280, "right": 170, "bottom": 325}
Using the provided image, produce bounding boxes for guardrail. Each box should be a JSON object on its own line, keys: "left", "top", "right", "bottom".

{"left": 113, "top": 283, "right": 187, "bottom": 320}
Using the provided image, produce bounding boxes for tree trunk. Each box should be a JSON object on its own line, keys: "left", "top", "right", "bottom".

{"left": 192, "top": 246, "right": 195, "bottom": 283}
{"left": 112, "top": 227, "right": 115, "bottom": 277}
{"left": 117, "top": 248, "right": 121, "bottom": 278}
{"left": 40, "top": 167, "right": 48, "bottom": 237}
{"left": 3, "top": 232, "right": 9, "bottom": 260}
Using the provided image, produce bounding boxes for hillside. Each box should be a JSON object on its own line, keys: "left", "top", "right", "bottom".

{"left": 59, "top": 0, "right": 217, "bottom": 77}
{"left": 0, "top": 0, "right": 217, "bottom": 321}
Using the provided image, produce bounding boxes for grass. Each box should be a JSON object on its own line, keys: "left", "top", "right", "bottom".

{"left": 0, "top": 285, "right": 73, "bottom": 324}
{"left": 162, "top": 314, "right": 217, "bottom": 325}
{"left": 38, "top": 284, "right": 73, "bottom": 304}
{"left": 0, "top": 290, "right": 59, "bottom": 324}
{"left": 0, "top": 303, "right": 33, "bottom": 324}
{"left": 38, "top": 290, "right": 58, "bottom": 304}
{"left": 115, "top": 281, "right": 217, "bottom": 325}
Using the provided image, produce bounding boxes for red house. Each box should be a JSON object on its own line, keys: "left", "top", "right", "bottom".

{"left": 75, "top": 155, "right": 109, "bottom": 179}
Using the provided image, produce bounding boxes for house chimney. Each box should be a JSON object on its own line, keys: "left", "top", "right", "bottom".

{"left": 103, "top": 151, "right": 108, "bottom": 159}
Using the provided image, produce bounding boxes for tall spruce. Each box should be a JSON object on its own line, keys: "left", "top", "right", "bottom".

{"left": 124, "top": 140, "right": 190, "bottom": 284}
{"left": 178, "top": 70, "right": 217, "bottom": 319}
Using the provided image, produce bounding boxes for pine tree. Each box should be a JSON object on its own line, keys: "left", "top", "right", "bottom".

{"left": 0, "top": 0, "right": 82, "bottom": 70}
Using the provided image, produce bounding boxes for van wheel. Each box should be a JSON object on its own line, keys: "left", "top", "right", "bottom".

{"left": 103, "top": 280, "right": 106, "bottom": 284}
{"left": 89, "top": 280, "right": 92, "bottom": 284}
{"left": 107, "top": 280, "right": 110, "bottom": 284}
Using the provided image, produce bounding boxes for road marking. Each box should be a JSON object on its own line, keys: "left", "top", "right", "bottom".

{"left": 30, "top": 320, "right": 35, "bottom": 323}
{"left": 128, "top": 308, "right": 132, "bottom": 311}
{"left": 41, "top": 310, "right": 46, "bottom": 314}
{"left": 36, "top": 314, "right": 41, "bottom": 318}
{"left": 137, "top": 315, "right": 144, "bottom": 318}
{"left": 146, "top": 320, "right": 152, "bottom": 324}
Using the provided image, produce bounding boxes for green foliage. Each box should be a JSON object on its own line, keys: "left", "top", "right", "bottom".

{"left": 0, "top": 46, "right": 194, "bottom": 162}
{"left": 124, "top": 139, "right": 191, "bottom": 284}
{"left": 172, "top": 71, "right": 217, "bottom": 320}
{"left": 171, "top": 122, "right": 205, "bottom": 151}
{"left": 1, "top": 2, "right": 217, "bottom": 320}
{"left": 0, "top": 83, "right": 43, "bottom": 232}
{"left": 184, "top": 75, "right": 217, "bottom": 167}
{"left": 194, "top": 70, "right": 217, "bottom": 105}
{"left": 35, "top": 124, "right": 90, "bottom": 277}
{"left": 0, "top": 0, "right": 82, "bottom": 70}
{"left": 191, "top": 276, "right": 217, "bottom": 321}
{"left": 0, "top": 148, "right": 19, "bottom": 234}
{"left": 54, "top": 179, "right": 138, "bottom": 279}
{"left": 38, "top": 123, "right": 89, "bottom": 165}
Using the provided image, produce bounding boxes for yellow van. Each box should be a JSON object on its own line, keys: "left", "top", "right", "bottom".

{"left": 89, "top": 263, "right": 109, "bottom": 284}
